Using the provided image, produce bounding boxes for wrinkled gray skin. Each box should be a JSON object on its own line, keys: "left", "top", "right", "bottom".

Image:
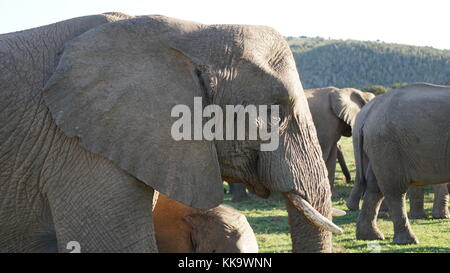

{"left": 230, "top": 87, "right": 372, "bottom": 202}
{"left": 0, "top": 13, "right": 336, "bottom": 252}
{"left": 305, "top": 87, "right": 375, "bottom": 196}
{"left": 346, "top": 83, "right": 450, "bottom": 244}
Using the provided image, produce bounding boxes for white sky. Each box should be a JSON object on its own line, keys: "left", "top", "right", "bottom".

{"left": 1, "top": 0, "right": 449, "bottom": 50}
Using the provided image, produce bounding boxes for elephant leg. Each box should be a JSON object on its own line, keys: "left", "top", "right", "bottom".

{"left": 356, "top": 165, "right": 385, "bottom": 240}
{"left": 431, "top": 184, "right": 450, "bottom": 219}
{"left": 346, "top": 184, "right": 364, "bottom": 211}
{"left": 377, "top": 200, "right": 390, "bottom": 219}
{"left": 232, "top": 184, "right": 251, "bottom": 202}
{"left": 228, "top": 182, "right": 234, "bottom": 194}
{"left": 326, "top": 144, "right": 339, "bottom": 198}
{"left": 408, "top": 186, "right": 427, "bottom": 219}
{"left": 336, "top": 145, "right": 352, "bottom": 183}
{"left": 346, "top": 151, "right": 369, "bottom": 210}
{"left": 383, "top": 191, "right": 419, "bottom": 244}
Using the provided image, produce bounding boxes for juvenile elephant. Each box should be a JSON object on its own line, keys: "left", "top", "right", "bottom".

{"left": 305, "top": 87, "right": 375, "bottom": 196}
{"left": 153, "top": 193, "right": 258, "bottom": 253}
{"left": 0, "top": 13, "right": 342, "bottom": 252}
{"left": 347, "top": 83, "right": 450, "bottom": 244}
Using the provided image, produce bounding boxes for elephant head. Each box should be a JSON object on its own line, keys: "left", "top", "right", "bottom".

{"left": 329, "top": 87, "right": 375, "bottom": 136}
{"left": 153, "top": 193, "right": 258, "bottom": 253}
{"left": 184, "top": 205, "right": 259, "bottom": 253}
{"left": 43, "top": 15, "right": 341, "bottom": 252}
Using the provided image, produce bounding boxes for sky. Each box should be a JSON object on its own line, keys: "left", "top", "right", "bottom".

{"left": 1, "top": 0, "right": 449, "bottom": 50}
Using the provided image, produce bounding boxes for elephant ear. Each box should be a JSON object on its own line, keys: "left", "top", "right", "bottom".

{"left": 329, "top": 88, "right": 375, "bottom": 128}
{"left": 43, "top": 16, "right": 223, "bottom": 209}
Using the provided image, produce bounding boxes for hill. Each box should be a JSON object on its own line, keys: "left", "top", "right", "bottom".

{"left": 286, "top": 37, "right": 450, "bottom": 89}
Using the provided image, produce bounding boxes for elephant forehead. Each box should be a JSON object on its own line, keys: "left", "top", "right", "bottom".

{"left": 235, "top": 224, "right": 259, "bottom": 253}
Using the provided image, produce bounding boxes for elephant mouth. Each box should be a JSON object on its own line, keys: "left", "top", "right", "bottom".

{"left": 284, "top": 192, "right": 344, "bottom": 234}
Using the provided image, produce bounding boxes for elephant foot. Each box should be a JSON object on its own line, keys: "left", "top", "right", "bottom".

{"left": 346, "top": 198, "right": 360, "bottom": 211}
{"left": 408, "top": 210, "right": 427, "bottom": 219}
{"left": 431, "top": 210, "right": 450, "bottom": 219}
{"left": 356, "top": 225, "right": 385, "bottom": 241}
{"left": 392, "top": 231, "right": 419, "bottom": 245}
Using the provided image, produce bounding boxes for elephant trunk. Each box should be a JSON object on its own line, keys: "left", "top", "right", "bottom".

{"left": 259, "top": 109, "right": 340, "bottom": 252}
{"left": 285, "top": 194, "right": 332, "bottom": 252}
{"left": 285, "top": 193, "right": 343, "bottom": 234}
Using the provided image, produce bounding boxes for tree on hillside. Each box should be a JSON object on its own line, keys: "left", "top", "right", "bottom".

{"left": 391, "top": 82, "right": 409, "bottom": 89}
{"left": 288, "top": 37, "right": 450, "bottom": 89}
{"left": 362, "top": 85, "right": 388, "bottom": 95}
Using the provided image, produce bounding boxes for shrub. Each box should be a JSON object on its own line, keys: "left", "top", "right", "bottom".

{"left": 390, "top": 82, "right": 409, "bottom": 89}
{"left": 362, "top": 85, "right": 388, "bottom": 95}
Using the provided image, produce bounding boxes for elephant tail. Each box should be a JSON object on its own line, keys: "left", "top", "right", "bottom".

{"left": 347, "top": 115, "right": 367, "bottom": 209}
{"left": 347, "top": 97, "right": 379, "bottom": 210}
{"left": 354, "top": 125, "right": 366, "bottom": 194}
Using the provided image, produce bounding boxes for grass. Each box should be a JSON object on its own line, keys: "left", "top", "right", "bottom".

{"left": 223, "top": 137, "right": 450, "bottom": 253}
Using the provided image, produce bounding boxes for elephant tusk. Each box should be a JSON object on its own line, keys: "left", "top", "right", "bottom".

{"left": 332, "top": 208, "right": 346, "bottom": 217}
{"left": 285, "top": 193, "right": 343, "bottom": 234}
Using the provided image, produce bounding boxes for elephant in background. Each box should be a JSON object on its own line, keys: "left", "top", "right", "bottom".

{"left": 153, "top": 192, "right": 258, "bottom": 253}
{"left": 375, "top": 184, "right": 449, "bottom": 219}
{"left": 336, "top": 144, "right": 352, "bottom": 184}
{"left": 229, "top": 183, "right": 251, "bottom": 203}
{"left": 305, "top": 87, "right": 375, "bottom": 196}
{"left": 347, "top": 83, "right": 450, "bottom": 244}
{"left": 0, "top": 13, "right": 342, "bottom": 252}
{"left": 408, "top": 184, "right": 449, "bottom": 219}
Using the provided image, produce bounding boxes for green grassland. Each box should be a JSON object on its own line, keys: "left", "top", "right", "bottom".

{"left": 223, "top": 137, "right": 450, "bottom": 253}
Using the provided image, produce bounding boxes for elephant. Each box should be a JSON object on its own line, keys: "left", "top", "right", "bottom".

{"left": 408, "top": 184, "right": 449, "bottom": 219}
{"left": 346, "top": 83, "right": 450, "bottom": 244}
{"left": 0, "top": 13, "right": 342, "bottom": 252}
{"left": 337, "top": 144, "right": 352, "bottom": 184}
{"left": 229, "top": 183, "right": 251, "bottom": 203}
{"left": 304, "top": 87, "right": 375, "bottom": 196}
{"left": 229, "top": 144, "right": 352, "bottom": 203}
{"left": 229, "top": 87, "right": 372, "bottom": 202}
{"left": 153, "top": 192, "right": 258, "bottom": 253}
{"left": 372, "top": 184, "right": 449, "bottom": 219}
